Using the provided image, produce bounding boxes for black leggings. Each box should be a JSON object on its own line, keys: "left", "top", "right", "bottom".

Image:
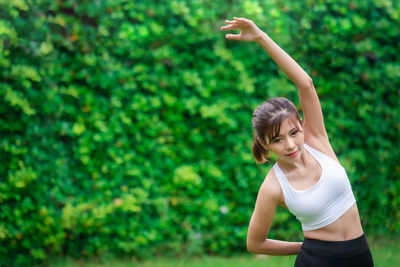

{"left": 295, "top": 234, "right": 374, "bottom": 267}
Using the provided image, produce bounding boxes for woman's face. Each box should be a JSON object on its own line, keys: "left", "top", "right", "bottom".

{"left": 266, "top": 117, "right": 304, "bottom": 161}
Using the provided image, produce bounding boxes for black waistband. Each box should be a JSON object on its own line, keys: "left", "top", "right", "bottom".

{"left": 301, "top": 234, "right": 370, "bottom": 257}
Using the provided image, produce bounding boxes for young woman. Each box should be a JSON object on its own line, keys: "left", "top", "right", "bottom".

{"left": 220, "top": 17, "right": 374, "bottom": 266}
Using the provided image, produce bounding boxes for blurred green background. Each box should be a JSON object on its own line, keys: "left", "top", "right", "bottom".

{"left": 0, "top": 0, "right": 399, "bottom": 266}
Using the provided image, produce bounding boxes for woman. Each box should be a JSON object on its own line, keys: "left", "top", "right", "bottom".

{"left": 220, "top": 17, "right": 374, "bottom": 266}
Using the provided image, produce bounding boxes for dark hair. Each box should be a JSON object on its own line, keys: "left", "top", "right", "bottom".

{"left": 251, "top": 97, "right": 302, "bottom": 164}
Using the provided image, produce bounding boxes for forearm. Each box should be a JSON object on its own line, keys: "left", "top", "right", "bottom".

{"left": 256, "top": 32, "right": 312, "bottom": 89}
{"left": 249, "top": 238, "right": 302, "bottom": 255}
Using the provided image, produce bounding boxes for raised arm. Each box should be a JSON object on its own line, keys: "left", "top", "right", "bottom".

{"left": 221, "top": 18, "right": 330, "bottom": 146}
{"left": 247, "top": 172, "right": 302, "bottom": 255}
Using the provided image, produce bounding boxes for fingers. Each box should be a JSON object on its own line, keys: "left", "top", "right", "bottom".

{"left": 220, "top": 17, "right": 248, "bottom": 31}
{"left": 234, "top": 17, "right": 251, "bottom": 23}
{"left": 220, "top": 17, "right": 252, "bottom": 41}
{"left": 225, "top": 34, "right": 241, "bottom": 40}
{"left": 225, "top": 18, "right": 247, "bottom": 25}
{"left": 220, "top": 24, "right": 239, "bottom": 31}
{"left": 224, "top": 19, "right": 236, "bottom": 24}
{"left": 222, "top": 17, "right": 250, "bottom": 26}
{"left": 220, "top": 19, "right": 238, "bottom": 30}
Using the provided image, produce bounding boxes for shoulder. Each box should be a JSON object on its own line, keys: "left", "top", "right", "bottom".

{"left": 257, "top": 167, "right": 285, "bottom": 207}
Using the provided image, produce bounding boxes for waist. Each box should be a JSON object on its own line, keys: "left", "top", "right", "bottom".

{"left": 301, "top": 233, "right": 370, "bottom": 257}
{"left": 303, "top": 203, "right": 364, "bottom": 241}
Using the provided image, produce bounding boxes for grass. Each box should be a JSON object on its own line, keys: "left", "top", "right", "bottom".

{"left": 46, "top": 235, "right": 399, "bottom": 267}
{"left": 48, "top": 255, "right": 296, "bottom": 267}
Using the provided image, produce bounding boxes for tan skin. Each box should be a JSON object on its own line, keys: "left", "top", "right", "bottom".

{"left": 221, "top": 18, "right": 364, "bottom": 255}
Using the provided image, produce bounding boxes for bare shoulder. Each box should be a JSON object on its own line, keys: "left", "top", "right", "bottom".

{"left": 258, "top": 167, "right": 285, "bottom": 207}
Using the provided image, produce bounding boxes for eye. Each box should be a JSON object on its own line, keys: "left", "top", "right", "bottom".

{"left": 291, "top": 130, "right": 298, "bottom": 136}
{"left": 273, "top": 138, "right": 282, "bottom": 143}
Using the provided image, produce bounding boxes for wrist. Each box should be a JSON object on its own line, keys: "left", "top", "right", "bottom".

{"left": 255, "top": 31, "right": 269, "bottom": 44}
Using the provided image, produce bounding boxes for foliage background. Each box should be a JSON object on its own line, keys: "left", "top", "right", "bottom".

{"left": 0, "top": 0, "right": 399, "bottom": 266}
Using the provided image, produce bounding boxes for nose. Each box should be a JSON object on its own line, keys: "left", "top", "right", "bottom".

{"left": 286, "top": 137, "right": 296, "bottom": 151}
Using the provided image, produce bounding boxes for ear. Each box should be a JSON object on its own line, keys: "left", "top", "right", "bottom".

{"left": 257, "top": 136, "right": 269, "bottom": 150}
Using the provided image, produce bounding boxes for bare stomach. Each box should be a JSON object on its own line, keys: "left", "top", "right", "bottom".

{"left": 303, "top": 203, "right": 364, "bottom": 241}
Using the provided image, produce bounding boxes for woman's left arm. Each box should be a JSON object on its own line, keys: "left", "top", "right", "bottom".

{"left": 254, "top": 24, "right": 328, "bottom": 142}
{"left": 221, "top": 18, "right": 328, "bottom": 142}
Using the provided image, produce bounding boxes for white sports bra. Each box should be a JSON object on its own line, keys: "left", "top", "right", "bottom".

{"left": 273, "top": 143, "right": 356, "bottom": 231}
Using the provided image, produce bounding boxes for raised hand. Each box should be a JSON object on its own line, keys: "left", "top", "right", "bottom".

{"left": 220, "top": 17, "right": 265, "bottom": 42}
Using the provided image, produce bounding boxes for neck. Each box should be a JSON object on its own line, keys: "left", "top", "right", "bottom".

{"left": 277, "top": 145, "right": 309, "bottom": 172}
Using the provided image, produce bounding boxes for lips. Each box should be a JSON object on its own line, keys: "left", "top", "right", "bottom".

{"left": 286, "top": 150, "right": 298, "bottom": 157}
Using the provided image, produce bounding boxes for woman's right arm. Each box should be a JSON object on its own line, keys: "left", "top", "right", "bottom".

{"left": 247, "top": 172, "right": 302, "bottom": 255}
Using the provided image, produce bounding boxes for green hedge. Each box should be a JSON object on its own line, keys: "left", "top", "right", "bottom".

{"left": 0, "top": 0, "right": 399, "bottom": 266}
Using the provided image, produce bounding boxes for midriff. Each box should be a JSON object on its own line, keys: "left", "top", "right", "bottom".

{"left": 303, "top": 203, "right": 364, "bottom": 241}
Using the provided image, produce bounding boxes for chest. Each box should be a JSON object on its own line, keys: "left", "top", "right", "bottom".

{"left": 282, "top": 161, "right": 352, "bottom": 221}
{"left": 285, "top": 159, "right": 322, "bottom": 191}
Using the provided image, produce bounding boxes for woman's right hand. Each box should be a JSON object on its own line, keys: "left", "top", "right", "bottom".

{"left": 220, "top": 17, "right": 265, "bottom": 42}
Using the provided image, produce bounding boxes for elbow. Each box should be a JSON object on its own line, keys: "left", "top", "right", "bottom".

{"left": 247, "top": 243, "right": 255, "bottom": 254}
{"left": 246, "top": 239, "right": 258, "bottom": 254}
